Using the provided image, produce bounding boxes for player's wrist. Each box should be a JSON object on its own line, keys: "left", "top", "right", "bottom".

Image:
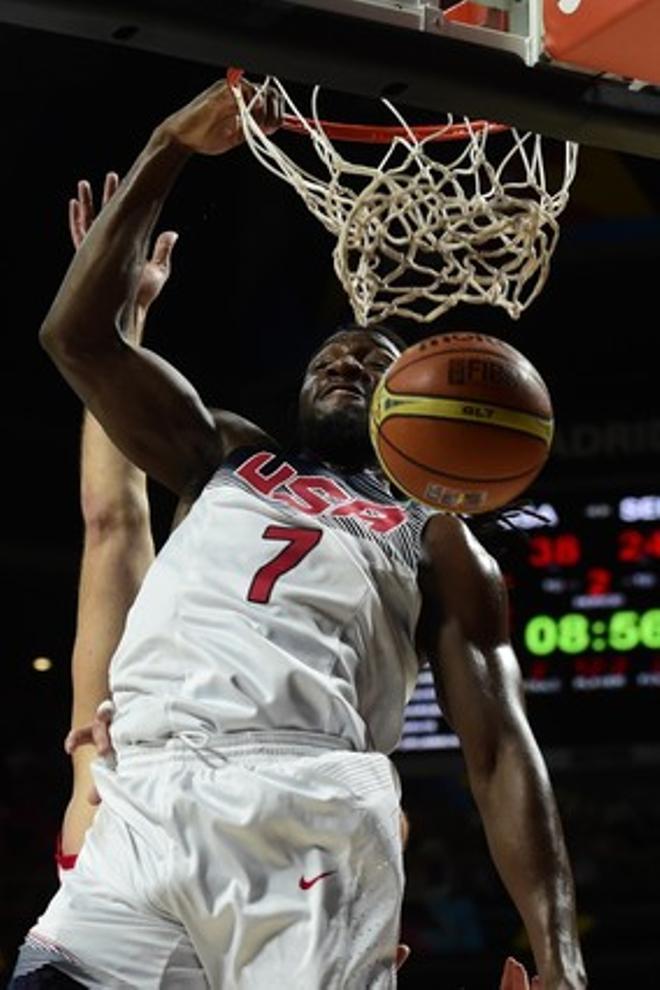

{"left": 146, "top": 123, "right": 195, "bottom": 165}
{"left": 155, "top": 127, "right": 194, "bottom": 153}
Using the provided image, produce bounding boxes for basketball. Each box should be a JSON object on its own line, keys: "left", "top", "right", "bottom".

{"left": 369, "top": 332, "right": 554, "bottom": 514}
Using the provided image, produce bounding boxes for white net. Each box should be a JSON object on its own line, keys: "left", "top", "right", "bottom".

{"left": 232, "top": 76, "right": 579, "bottom": 326}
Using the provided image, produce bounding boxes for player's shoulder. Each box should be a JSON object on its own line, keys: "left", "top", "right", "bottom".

{"left": 421, "top": 512, "right": 500, "bottom": 580}
{"left": 423, "top": 511, "right": 476, "bottom": 550}
{"left": 171, "top": 409, "right": 279, "bottom": 530}
{"left": 210, "top": 408, "right": 279, "bottom": 458}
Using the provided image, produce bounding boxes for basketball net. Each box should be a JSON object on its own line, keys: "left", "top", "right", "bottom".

{"left": 231, "top": 73, "right": 579, "bottom": 326}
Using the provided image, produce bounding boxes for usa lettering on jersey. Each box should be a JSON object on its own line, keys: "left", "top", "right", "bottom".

{"left": 235, "top": 452, "right": 406, "bottom": 535}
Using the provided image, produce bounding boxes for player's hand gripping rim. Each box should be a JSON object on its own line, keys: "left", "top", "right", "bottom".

{"left": 156, "top": 76, "right": 282, "bottom": 156}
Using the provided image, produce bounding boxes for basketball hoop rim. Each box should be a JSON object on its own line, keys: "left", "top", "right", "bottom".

{"left": 227, "top": 67, "right": 508, "bottom": 144}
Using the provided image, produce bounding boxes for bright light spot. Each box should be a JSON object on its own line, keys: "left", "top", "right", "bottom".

{"left": 32, "top": 656, "right": 53, "bottom": 672}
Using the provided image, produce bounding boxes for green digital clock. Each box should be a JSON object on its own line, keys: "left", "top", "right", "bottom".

{"left": 402, "top": 490, "right": 660, "bottom": 752}
{"left": 524, "top": 609, "right": 660, "bottom": 656}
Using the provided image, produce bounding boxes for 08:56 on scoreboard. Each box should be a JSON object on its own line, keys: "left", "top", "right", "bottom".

{"left": 398, "top": 491, "right": 660, "bottom": 753}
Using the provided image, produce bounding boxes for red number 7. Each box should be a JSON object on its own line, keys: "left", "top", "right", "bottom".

{"left": 247, "top": 525, "right": 323, "bottom": 604}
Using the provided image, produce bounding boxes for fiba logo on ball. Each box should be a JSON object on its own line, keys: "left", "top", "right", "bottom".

{"left": 369, "top": 333, "right": 554, "bottom": 514}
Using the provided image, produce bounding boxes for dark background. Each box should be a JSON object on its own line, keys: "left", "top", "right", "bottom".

{"left": 1, "top": 14, "right": 660, "bottom": 988}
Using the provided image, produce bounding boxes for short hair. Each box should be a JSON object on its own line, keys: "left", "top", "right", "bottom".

{"left": 310, "top": 321, "right": 407, "bottom": 362}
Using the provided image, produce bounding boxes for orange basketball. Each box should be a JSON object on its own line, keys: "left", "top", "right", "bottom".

{"left": 369, "top": 332, "right": 554, "bottom": 513}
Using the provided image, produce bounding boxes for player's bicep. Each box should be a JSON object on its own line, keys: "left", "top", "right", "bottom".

{"left": 421, "top": 513, "right": 525, "bottom": 771}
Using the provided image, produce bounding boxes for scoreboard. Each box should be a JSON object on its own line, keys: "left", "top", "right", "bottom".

{"left": 397, "top": 489, "right": 660, "bottom": 753}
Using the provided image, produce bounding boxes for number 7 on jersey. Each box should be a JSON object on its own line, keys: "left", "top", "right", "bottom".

{"left": 247, "top": 525, "right": 323, "bottom": 604}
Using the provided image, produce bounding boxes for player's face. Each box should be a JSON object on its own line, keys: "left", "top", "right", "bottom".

{"left": 298, "top": 331, "right": 400, "bottom": 469}
{"left": 301, "top": 332, "right": 399, "bottom": 413}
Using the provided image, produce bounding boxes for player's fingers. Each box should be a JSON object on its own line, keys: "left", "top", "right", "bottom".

{"left": 102, "top": 171, "right": 120, "bottom": 206}
{"left": 64, "top": 725, "right": 94, "bottom": 754}
{"left": 87, "top": 784, "right": 102, "bottom": 806}
{"left": 264, "top": 87, "right": 284, "bottom": 134}
{"left": 499, "top": 957, "right": 513, "bottom": 990}
{"left": 530, "top": 978, "right": 542, "bottom": 989}
{"left": 500, "top": 957, "right": 528, "bottom": 990}
{"left": 77, "top": 179, "right": 93, "bottom": 223}
{"left": 394, "top": 944, "right": 410, "bottom": 971}
{"left": 151, "top": 230, "right": 179, "bottom": 269}
{"left": 91, "top": 719, "right": 113, "bottom": 757}
{"left": 91, "top": 699, "right": 115, "bottom": 756}
{"left": 236, "top": 78, "right": 282, "bottom": 137}
{"left": 69, "top": 198, "right": 83, "bottom": 249}
{"left": 96, "top": 699, "right": 115, "bottom": 721}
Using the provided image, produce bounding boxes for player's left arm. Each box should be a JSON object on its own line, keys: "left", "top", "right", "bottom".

{"left": 417, "top": 513, "right": 587, "bottom": 990}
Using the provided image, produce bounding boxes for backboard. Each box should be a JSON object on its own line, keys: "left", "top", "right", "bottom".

{"left": 2, "top": 0, "right": 660, "bottom": 157}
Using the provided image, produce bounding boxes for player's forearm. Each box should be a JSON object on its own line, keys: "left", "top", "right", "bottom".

{"left": 71, "top": 528, "right": 153, "bottom": 722}
{"left": 61, "top": 757, "right": 99, "bottom": 856}
{"left": 468, "top": 729, "right": 586, "bottom": 988}
{"left": 79, "top": 412, "right": 152, "bottom": 532}
{"left": 40, "top": 130, "right": 189, "bottom": 358}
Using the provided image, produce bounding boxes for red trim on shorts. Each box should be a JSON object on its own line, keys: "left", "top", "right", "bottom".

{"left": 55, "top": 832, "right": 78, "bottom": 871}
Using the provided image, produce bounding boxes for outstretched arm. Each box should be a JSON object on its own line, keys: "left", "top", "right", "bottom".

{"left": 61, "top": 174, "right": 176, "bottom": 855}
{"left": 418, "top": 514, "right": 586, "bottom": 990}
{"left": 40, "top": 80, "right": 278, "bottom": 496}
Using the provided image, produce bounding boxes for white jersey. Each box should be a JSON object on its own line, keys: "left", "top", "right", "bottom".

{"left": 110, "top": 447, "right": 432, "bottom": 754}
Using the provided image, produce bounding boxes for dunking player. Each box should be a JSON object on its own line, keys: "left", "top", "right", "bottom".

{"left": 12, "top": 80, "right": 586, "bottom": 988}
{"left": 49, "top": 169, "right": 419, "bottom": 981}
{"left": 13, "top": 168, "right": 409, "bottom": 984}
{"left": 17, "top": 168, "right": 423, "bottom": 988}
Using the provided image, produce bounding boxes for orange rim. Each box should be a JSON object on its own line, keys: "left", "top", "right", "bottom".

{"left": 280, "top": 115, "right": 508, "bottom": 143}
{"left": 227, "top": 67, "right": 508, "bottom": 144}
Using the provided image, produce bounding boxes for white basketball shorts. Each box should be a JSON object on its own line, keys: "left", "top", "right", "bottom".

{"left": 22, "top": 732, "right": 405, "bottom": 989}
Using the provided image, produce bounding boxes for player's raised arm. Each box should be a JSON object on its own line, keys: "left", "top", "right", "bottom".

{"left": 39, "top": 80, "right": 279, "bottom": 496}
{"left": 417, "top": 513, "right": 587, "bottom": 990}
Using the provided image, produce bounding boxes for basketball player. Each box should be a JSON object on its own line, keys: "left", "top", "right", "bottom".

{"left": 58, "top": 172, "right": 176, "bottom": 863}
{"left": 11, "top": 79, "right": 586, "bottom": 988}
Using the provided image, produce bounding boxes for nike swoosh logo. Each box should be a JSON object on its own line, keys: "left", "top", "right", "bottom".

{"left": 298, "top": 870, "right": 336, "bottom": 890}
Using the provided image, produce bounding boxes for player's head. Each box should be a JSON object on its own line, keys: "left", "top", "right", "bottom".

{"left": 297, "top": 322, "right": 404, "bottom": 471}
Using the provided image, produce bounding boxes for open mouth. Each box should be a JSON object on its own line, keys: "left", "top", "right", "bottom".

{"left": 321, "top": 383, "right": 364, "bottom": 400}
